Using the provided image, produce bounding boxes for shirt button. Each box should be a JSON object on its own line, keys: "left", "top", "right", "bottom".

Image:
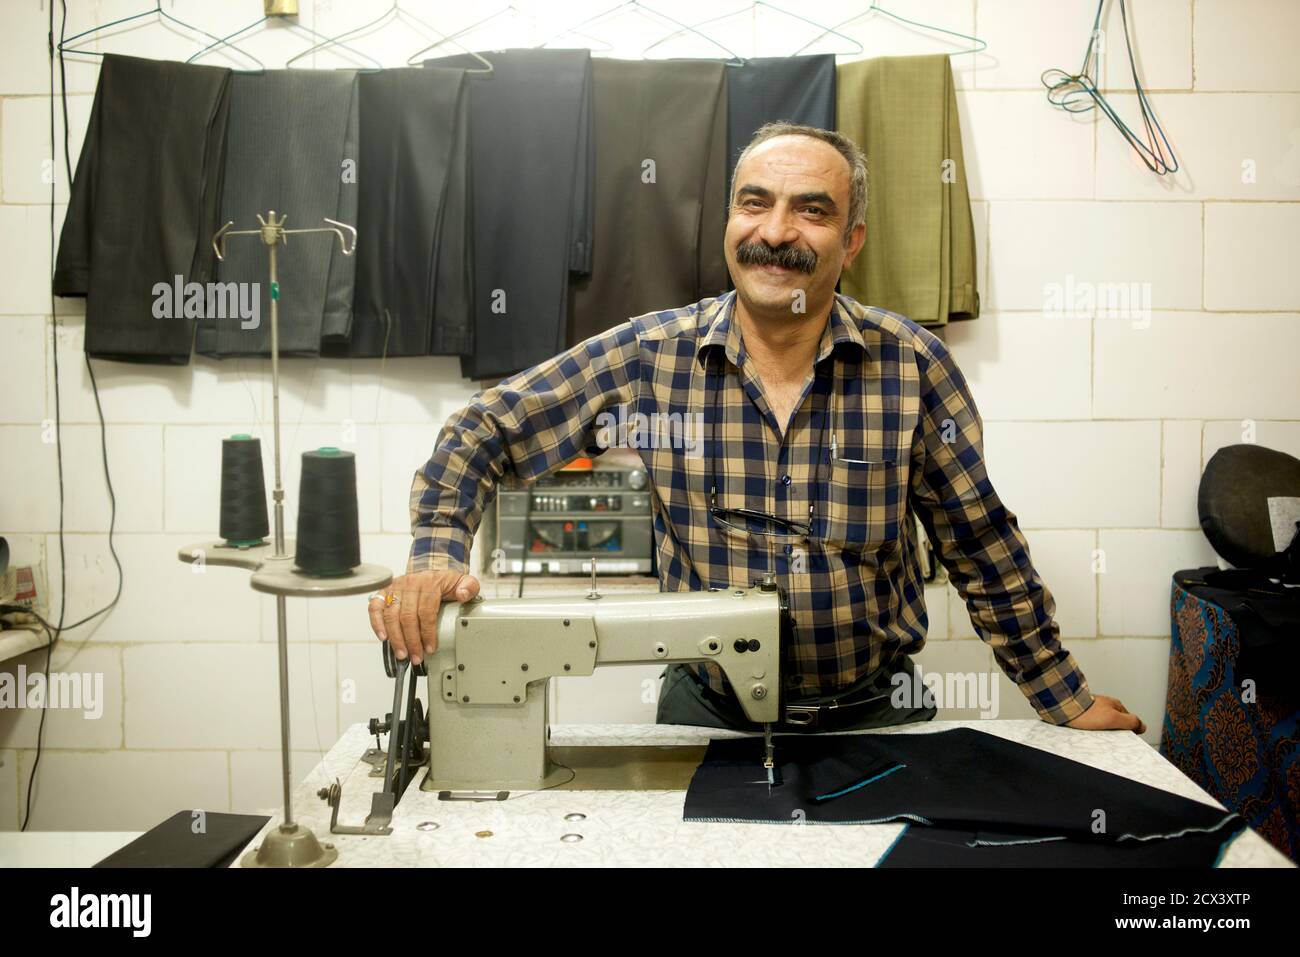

{"left": 780, "top": 474, "right": 792, "bottom": 486}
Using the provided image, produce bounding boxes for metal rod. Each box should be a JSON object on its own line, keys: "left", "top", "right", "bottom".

{"left": 268, "top": 237, "right": 285, "bottom": 559}
{"left": 276, "top": 594, "right": 294, "bottom": 826}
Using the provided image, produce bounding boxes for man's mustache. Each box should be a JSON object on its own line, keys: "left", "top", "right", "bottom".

{"left": 734, "top": 240, "right": 817, "bottom": 274}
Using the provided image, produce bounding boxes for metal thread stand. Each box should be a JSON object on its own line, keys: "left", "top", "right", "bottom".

{"left": 182, "top": 211, "right": 391, "bottom": 868}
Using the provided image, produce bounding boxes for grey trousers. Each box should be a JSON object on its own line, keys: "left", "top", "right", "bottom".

{"left": 197, "top": 68, "right": 360, "bottom": 359}
{"left": 656, "top": 656, "right": 937, "bottom": 733}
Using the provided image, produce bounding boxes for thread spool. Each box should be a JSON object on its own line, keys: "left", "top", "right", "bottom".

{"left": 220, "top": 434, "right": 269, "bottom": 546}
{"left": 295, "top": 447, "right": 361, "bottom": 576}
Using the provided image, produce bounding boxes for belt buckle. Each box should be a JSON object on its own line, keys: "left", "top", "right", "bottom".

{"left": 783, "top": 703, "right": 822, "bottom": 728}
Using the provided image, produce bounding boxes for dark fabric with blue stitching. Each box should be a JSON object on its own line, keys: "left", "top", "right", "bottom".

{"left": 684, "top": 728, "right": 1247, "bottom": 867}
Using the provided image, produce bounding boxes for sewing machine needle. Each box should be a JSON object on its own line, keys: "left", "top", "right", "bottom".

{"left": 763, "top": 723, "right": 775, "bottom": 793}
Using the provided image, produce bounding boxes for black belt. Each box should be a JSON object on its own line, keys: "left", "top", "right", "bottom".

{"left": 781, "top": 690, "right": 894, "bottom": 729}
{"left": 704, "top": 667, "right": 899, "bottom": 731}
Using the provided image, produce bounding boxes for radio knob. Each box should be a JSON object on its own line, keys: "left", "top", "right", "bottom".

{"left": 627, "top": 469, "right": 647, "bottom": 491}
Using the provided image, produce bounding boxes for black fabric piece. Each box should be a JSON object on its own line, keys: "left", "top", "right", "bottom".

{"left": 684, "top": 728, "right": 1247, "bottom": 867}
{"left": 427, "top": 49, "right": 594, "bottom": 380}
{"left": 195, "top": 69, "right": 359, "bottom": 359}
{"left": 326, "top": 66, "right": 473, "bottom": 358}
{"left": 54, "top": 55, "right": 232, "bottom": 364}
{"left": 92, "top": 810, "right": 270, "bottom": 868}
{"left": 878, "top": 823, "right": 1242, "bottom": 868}
{"left": 1197, "top": 443, "right": 1300, "bottom": 574}
{"left": 1174, "top": 567, "right": 1300, "bottom": 697}
{"left": 725, "top": 54, "right": 837, "bottom": 184}
{"left": 565, "top": 58, "right": 730, "bottom": 349}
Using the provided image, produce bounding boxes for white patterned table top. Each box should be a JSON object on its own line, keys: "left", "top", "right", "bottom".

{"left": 239, "top": 719, "right": 1294, "bottom": 867}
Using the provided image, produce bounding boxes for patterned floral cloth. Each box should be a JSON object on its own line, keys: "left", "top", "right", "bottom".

{"left": 1161, "top": 570, "right": 1300, "bottom": 862}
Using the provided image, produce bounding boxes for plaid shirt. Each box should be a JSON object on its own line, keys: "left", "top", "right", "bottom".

{"left": 409, "top": 290, "right": 1094, "bottom": 725}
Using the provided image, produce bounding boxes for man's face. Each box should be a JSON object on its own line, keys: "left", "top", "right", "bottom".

{"left": 724, "top": 135, "right": 865, "bottom": 319}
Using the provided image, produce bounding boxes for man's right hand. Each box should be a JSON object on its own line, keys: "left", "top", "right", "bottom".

{"left": 368, "top": 569, "right": 481, "bottom": 666}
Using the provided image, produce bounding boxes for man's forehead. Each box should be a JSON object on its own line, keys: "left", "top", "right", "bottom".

{"left": 734, "top": 135, "right": 850, "bottom": 194}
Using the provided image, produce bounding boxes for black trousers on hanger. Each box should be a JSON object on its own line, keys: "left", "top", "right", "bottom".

{"left": 195, "top": 69, "right": 359, "bottom": 359}
{"left": 725, "top": 54, "right": 837, "bottom": 186}
{"left": 54, "top": 55, "right": 232, "bottom": 364}
{"left": 426, "top": 49, "right": 594, "bottom": 381}
{"left": 324, "top": 67, "right": 473, "bottom": 359}
{"left": 565, "top": 58, "right": 730, "bottom": 349}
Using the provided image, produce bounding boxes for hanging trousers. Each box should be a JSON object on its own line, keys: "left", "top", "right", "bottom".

{"left": 725, "top": 54, "right": 837, "bottom": 184}
{"left": 327, "top": 66, "right": 474, "bottom": 358}
{"left": 565, "top": 58, "right": 730, "bottom": 348}
{"left": 195, "top": 69, "right": 359, "bottom": 359}
{"left": 54, "top": 54, "right": 232, "bottom": 364}
{"left": 427, "top": 49, "right": 595, "bottom": 381}
{"left": 836, "top": 54, "right": 980, "bottom": 326}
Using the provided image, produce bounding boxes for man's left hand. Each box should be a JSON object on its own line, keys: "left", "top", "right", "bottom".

{"left": 1065, "top": 694, "right": 1147, "bottom": 734}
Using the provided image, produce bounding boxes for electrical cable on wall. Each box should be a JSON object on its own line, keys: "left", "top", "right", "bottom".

{"left": 18, "top": 0, "right": 128, "bottom": 832}
{"left": 1041, "top": 0, "right": 1178, "bottom": 176}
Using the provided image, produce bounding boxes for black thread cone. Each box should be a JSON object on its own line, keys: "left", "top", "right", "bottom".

{"left": 220, "top": 434, "right": 269, "bottom": 545}
{"left": 295, "top": 447, "right": 361, "bottom": 576}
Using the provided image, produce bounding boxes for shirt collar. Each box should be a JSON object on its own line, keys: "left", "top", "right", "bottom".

{"left": 696, "top": 290, "right": 868, "bottom": 370}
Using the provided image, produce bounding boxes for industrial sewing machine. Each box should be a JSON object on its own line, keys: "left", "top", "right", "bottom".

{"left": 320, "top": 573, "right": 787, "bottom": 833}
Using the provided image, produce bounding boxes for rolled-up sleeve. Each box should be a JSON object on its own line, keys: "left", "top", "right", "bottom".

{"left": 407, "top": 323, "right": 640, "bottom": 574}
{"left": 907, "top": 333, "right": 1094, "bottom": 726}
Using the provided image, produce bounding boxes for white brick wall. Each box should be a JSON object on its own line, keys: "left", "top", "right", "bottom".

{"left": 0, "top": 0, "right": 1296, "bottom": 830}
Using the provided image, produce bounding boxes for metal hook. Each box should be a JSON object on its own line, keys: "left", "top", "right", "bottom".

{"left": 211, "top": 213, "right": 357, "bottom": 261}
{"left": 322, "top": 218, "right": 358, "bottom": 256}
{"left": 211, "top": 221, "right": 234, "bottom": 261}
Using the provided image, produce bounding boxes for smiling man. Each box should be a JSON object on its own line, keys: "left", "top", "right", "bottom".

{"left": 373, "top": 121, "right": 1146, "bottom": 736}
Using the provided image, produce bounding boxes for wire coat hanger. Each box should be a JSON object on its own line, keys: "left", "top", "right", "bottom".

{"left": 1041, "top": 0, "right": 1178, "bottom": 176}
{"left": 643, "top": 1, "right": 864, "bottom": 60}
{"left": 57, "top": 0, "right": 264, "bottom": 70}
{"left": 406, "top": 4, "right": 529, "bottom": 66}
{"left": 285, "top": 1, "right": 492, "bottom": 73}
{"left": 537, "top": 0, "right": 745, "bottom": 64}
{"left": 794, "top": 1, "right": 988, "bottom": 56}
{"left": 188, "top": 14, "right": 382, "bottom": 71}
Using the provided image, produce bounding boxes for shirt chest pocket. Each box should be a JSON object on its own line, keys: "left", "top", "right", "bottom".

{"left": 817, "top": 454, "right": 907, "bottom": 554}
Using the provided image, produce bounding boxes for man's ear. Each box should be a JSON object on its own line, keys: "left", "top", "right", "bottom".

{"left": 841, "top": 222, "right": 867, "bottom": 270}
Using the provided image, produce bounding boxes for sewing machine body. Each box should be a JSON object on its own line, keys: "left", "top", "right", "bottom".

{"left": 420, "top": 583, "right": 785, "bottom": 792}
